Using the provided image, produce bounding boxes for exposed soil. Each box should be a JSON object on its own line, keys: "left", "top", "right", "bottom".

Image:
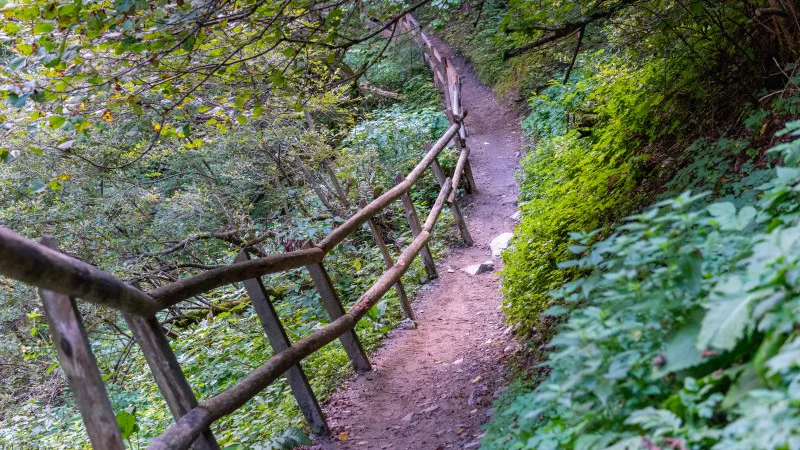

{"left": 313, "top": 36, "right": 525, "bottom": 450}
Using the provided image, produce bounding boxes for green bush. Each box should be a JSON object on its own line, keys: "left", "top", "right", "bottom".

{"left": 502, "top": 56, "right": 669, "bottom": 328}
{"left": 484, "top": 123, "right": 800, "bottom": 449}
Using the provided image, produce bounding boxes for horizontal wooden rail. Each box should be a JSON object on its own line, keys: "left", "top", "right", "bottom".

{"left": 0, "top": 227, "right": 160, "bottom": 316}
{"left": 0, "top": 122, "right": 460, "bottom": 317}
{"left": 148, "top": 247, "right": 326, "bottom": 310}
{"left": 147, "top": 178, "right": 452, "bottom": 450}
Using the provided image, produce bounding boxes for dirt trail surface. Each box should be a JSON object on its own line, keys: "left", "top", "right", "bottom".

{"left": 313, "top": 36, "right": 525, "bottom": 450}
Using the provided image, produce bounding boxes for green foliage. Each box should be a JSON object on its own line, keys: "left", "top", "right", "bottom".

{"left": 483, "top": 126, "right": 800, "bottom": 449}
{"left": 502, "top": 56, "right": 669, "bottom": 328}
{"left": 0, "top": 24, "right": 458, "bottom": 447}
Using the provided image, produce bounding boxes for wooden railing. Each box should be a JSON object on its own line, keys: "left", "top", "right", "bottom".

{"left": 0, "top": 15, "right": 477, "bottom": 450}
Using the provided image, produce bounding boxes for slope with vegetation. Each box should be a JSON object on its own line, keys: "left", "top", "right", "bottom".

{"left": 0, "top": 1, "right": 463, "bottom": 447}
{"left": 423, "top": 0, "right": 800, "bottom": 448}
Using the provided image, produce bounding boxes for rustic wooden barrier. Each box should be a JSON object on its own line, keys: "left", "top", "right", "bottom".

{"left": 0, "top": 14, "right": 480, "bottom": 449}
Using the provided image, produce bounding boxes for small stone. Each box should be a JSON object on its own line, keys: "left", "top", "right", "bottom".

{"left": 447, "top": 267, "right": 455, "bottom": 273}
{"left": 464, "top": 442, "right": 481, "bottom": 449}
{"left": 401, "top": 412, "right": 415, "bottom": 424}
{"left": 489, "top": 233, "right": 514, "bottom": 257}
{"left": 452, "top": 358, "right": 464, "bottom": 365}
{"left": 504, "top": 345, "right": 515, "bottom": 354}
{"left": 510, "top": 210, "right": 522, "bottom": 221}
{"left": 422, "top": 404, "right": 439, "bottom": 414}
{"left": 399, "top": 318, "right": 417, "bottom": 330}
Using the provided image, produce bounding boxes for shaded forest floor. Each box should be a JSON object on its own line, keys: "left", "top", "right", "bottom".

{"left": 313, "top": 36, "right": 525, "bottom": 450}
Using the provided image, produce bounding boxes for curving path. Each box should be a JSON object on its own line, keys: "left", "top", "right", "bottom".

{"left": 314, "top": 36, "right": 525, "bottom": 450}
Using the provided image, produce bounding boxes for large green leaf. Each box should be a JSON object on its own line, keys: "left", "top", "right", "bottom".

{"left": 697, "top": 280, "right": 763, "bottom": 351}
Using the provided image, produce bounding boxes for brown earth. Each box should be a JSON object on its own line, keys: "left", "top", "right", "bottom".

{"left": 312, "top": 35, "right": 526, "bottom": 450}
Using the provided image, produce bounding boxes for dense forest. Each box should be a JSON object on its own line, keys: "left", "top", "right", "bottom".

{"left": 0, "top": 1, "right": 459, "bottom": 447}
{"left": 3, "top": 0, "right": 800, "bottom": 449}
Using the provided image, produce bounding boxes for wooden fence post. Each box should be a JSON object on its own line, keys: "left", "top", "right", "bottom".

{"left": 37, "top": 236, "right": 125, "bottom": 450}
{"left": 462, "top": 154, "right": 478, "bottom": 194}
{"left": 302, "top": 244, "right": 372, "bottom": 374}
{"left": 124, "top": 311, "right": 222, "bottom": 449}
{"left": 395, "top": 173, "right": 438, "bottom": 279}
{"left": 427, "top": 143, "right": 473, "bottom": 246}
{"left": 439, "top": 55, "right": 451, "bottom": 107}
{"left": 453, "top": 135, "right": 478, "bottom": 195}
{"left": 360, "top": 201, "right": 415, "bottom": 320}
{"left": 233, "top": 251, "right": 330, "bottom": 435}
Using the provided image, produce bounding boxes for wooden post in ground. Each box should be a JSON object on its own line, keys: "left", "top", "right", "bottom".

{"left": 37, "top": 236, "right": 125, "bottom": 450}
{"left": 233, "top": 251, "right": 330, "bottom": 434}
{"left": 359, "top": 200, "right": 415, "bottom": 320}
{"left": 395, "top": 173, "right": 438, "bottom": 279}
{"left": 462, "top": 155, "right": 478, "bottom": 194}
{"left": 124, "top": 310, "right": 221, "bottom": 449}
{"left": 426, "top": 143, "right": 473, "bottom": 246}
{"left": 439, "top": 55, "right": 451, "bottom": 107}
{"left": 302, "top": 243, "right": 372, "bottom": 373}
{"left": 453, "top": 135, "right": 478, "bottom": 195}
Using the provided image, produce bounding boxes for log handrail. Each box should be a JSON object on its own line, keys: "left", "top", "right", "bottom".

{"left": 148, "top": 179, "right": 452, "bottom": 450}
{"left": 0, "top": 14, "right": 478, "bottom": 449}
{"left": 0, "top": 121, "right": 461, "bottom": 315}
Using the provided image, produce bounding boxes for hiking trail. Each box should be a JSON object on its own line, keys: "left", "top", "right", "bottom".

{"left": 314, "top": 36, "right": 526, "bottom": 450}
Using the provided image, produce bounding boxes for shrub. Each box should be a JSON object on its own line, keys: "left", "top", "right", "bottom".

{"left": 484, "top": 124, "right": 800, "bottom": 449}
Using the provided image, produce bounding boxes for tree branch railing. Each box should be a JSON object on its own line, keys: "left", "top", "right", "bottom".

{"left": 0, "top": 14, "right": 477, "bottom": 450}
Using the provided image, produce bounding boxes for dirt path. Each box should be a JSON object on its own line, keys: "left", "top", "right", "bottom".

{"left": 313, "top": 37, "right": 525, "bottom": 450}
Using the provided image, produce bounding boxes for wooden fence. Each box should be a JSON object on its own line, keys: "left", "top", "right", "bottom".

{"left": 0, "top": 15, "right": 477, "bottom": 450}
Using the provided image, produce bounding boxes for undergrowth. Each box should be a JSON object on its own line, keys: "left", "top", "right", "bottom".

{"left": 483, "top": 123, "right": 800, "bottom": 449}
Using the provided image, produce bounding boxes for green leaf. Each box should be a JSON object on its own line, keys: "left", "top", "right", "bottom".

{"left": 698, "top": 280, "right": 763, "bottom": 351}
{"left": 47, "top": 179, "right": 62, "bottom": 191}
{"left": 48, "top": 115, "right": 66, "bottom": 128}
{"left": 654, "top": 314, "right": 704, "bottom": 377}
{"left": 115, "top": 408, "right": 139, "bottom": 440}
{"left": 541, "top": 305, "right": 568, "bottom": 317}
{"left": 7, "top": 93, "right": 29, "bottom": 108}
{"left": 707, "top": 202, "right": 735, "bottom": 220}
{"left": 33, "top": 23, "right": 54, "bottom": 35}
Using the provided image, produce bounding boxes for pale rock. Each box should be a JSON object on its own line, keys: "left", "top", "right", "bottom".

{"left": 422, "top": 404, "right": 439, "bottom": 414}
{"left": 510, "top": 210, "right": 522, "bottom": 222}
{"left": 401, "top": 412, "right": 415, "bottom": 424}
{"left": 489, "top": 233, "right": 513, "bottom": 257}
{"left": 461, "top": 261, "right": 494, "bottom": 275}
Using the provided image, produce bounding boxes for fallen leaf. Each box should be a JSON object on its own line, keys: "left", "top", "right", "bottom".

{"left": 471, "top": 375, "right": 482, "bottom": 383}
{"left": 338, "top": 432, "right": 348, "bottom": 441}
